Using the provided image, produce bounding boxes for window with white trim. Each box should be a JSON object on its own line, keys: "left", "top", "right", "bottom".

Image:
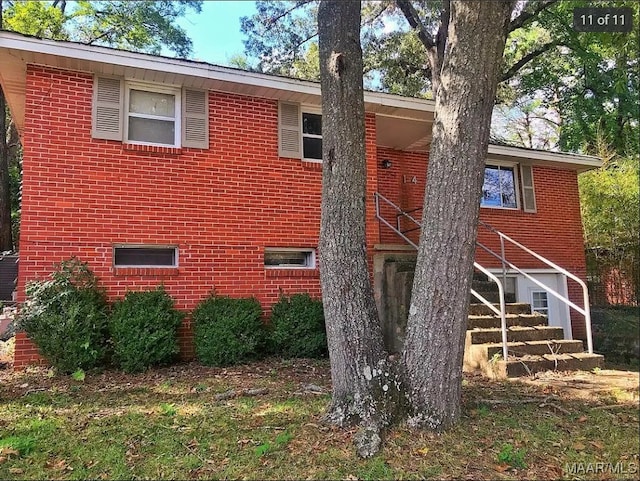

{"left": 302, "top": 112, "right": 322, "bottom": 161}
{"left": 92, "top": 76, "right": 209, "bottom": 149}
{"left": 531, "top": 291, "right": 549, "bottom": 316}
{"left": 125, "top": 84, "right": 180, "bottom": 147}
{"left": 278, "top": 102, "right": 323, "bottom": 161}
{"left": 114, "top": 245, "right": 178, "bottom": 268}
{"left": 264, "top": 248, "right": 316, "bottom": 269}
{"left": 481, "top": 164, "right": 518, "bottom": 209}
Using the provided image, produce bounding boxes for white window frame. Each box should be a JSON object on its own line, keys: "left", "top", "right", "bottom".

{"left": 301, "top": 106, "right": 322, "bottom": 162}
{"left": 531, "top": 290, "right": 550, "bottom": 316}
{"left": 480, "top": 160, "right": 521, "bottom": 210}
{"left": 124, "top": 81, "right": 181, "bottom": 148}
{"left": 264, "top": 247, "right": 316, "bottom": 269}
{"left": 113, "top": 244, "right": 179, "bottom": 268}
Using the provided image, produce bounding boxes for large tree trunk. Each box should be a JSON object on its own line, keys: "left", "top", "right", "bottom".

{"left": 317, "top": 0, "right": 403, "bottom": 455}
{"left": 402, "top": 0, "right": 515, "bottom": 430}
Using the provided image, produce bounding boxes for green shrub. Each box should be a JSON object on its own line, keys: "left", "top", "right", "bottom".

{"left": 109, "top": 287, "right": 184, "bottom": 373}
{"left": 16, "top": 258, "right": 109, "bottom": 373}
{"left": 592, "top": 306, "right": 639, "bottom": 365}
{"left": 269, "top": 293, "right": 327, "bottom": 359}
{"left": 193, "top": 295, "right": 266, "bottom": 366}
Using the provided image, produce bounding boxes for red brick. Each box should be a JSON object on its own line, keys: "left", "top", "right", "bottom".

{"left": 14, "top": 65, "right": 590, "bottom": 367}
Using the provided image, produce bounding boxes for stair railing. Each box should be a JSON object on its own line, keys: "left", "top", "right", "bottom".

{"left": 477, "top": 220, "right": 593, "bottom": 354}
{"left": 374, "top": 192, "right": 509, "bottom": 359}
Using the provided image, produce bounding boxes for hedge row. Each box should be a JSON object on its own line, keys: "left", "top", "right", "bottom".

{"left": 17, "top": 258, "right": 327, "bottom": 373}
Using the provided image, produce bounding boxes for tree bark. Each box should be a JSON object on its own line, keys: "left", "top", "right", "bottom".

{"left": 402, "top": 0, "right": 515, "bottom": 430}
{"left": 317, "top": 0, "right": 404, "bottom": 454}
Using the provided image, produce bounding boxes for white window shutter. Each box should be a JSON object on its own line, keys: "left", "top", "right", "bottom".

{"left": 92, "top": 76, "right": 123, "bottom": 140}
{"left": 279, "top": 102, "right": 301, "bottom": 158}
{"left": 182, "top": 88, "right": 209, "bottom": 148}
{"left": 520, "top": 164, "right": 537, "bottom": 213}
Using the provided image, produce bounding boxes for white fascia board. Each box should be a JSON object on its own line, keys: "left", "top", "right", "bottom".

{"left": 488, "top": 144, "right": 602, "bottom": 170}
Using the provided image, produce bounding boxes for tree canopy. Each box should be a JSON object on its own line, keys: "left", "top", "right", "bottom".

{"left": 2, "top": 0, "right": 202, "bottom": 57}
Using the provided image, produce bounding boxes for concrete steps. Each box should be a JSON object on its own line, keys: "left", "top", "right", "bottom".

{"left": 464, "top": 302, "right": 604, "bottom": 379}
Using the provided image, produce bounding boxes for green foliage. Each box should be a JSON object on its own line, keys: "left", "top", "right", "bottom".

{"left": 159, "top": 402, "right": 177, "bottom": 417}
{"left": 2, "top": 0, "right": 202, "bottom": 57}
{"left": 254, "top": 431, "right": 293, "bottom": 458}
{"left": 0, "top": 435, "right": 36, "bottom": 456}
{"left": 16, "top": 258, "right": 109, "bottom": 373}
{"left": 591, "top": 306, "right": 639, "bottom": 366}
{"left": 497, "top": 443, "right": 527, "bottom": 468}
{"left": 499, "top": 0, "right": 639, "bottom": 155}
{"left": 2, "top": 0, "right": 68, "bottom": 39}
{"left": 268, "top": 293, "right": 327, "bottom": 359}
{"left": 71, "top": 369, "right": 86, "bottom": 382}
{"left": 192, "top": 295, "right": 266, "bottom": 367}
{"left": 579, "top": 152, "right": 639, "bottom": 251}
{"left": 108, "top": 287, "right": 184, "bottom": 373}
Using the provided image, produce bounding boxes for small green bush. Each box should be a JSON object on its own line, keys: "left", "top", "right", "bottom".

{"left": 109, "top": 287, "right": 184, "bottom": 373}
{"left": 193, "top": 295, "right": 266, "bottom": 366}
{"left": 269, "top": 293, "right": 327, "bottom": 359}
{"left": 592, "top": 306, "right": 639, "bottom": 365}
{"left": 16, "top": 258, "right": 109, "bottom": 373}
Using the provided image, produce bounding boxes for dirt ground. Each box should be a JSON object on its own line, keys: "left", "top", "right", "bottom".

{"left": 515, "top": 368, "right": 639, "bottom": 402}
{"left": 1, "top": 351, "right": 638, "bottom": 404}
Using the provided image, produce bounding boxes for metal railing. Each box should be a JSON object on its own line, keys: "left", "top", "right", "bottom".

{"left": 374, "top": 192, "right": 509, "bottom": 359}
{"left": 374, "top": 192, "right": 595, "bottom": 359}
{"left": 477, "top": 220, "right": 593, "bottom": 354}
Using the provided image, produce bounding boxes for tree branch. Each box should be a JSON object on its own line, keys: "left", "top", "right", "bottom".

{"left": 509, "top": 0, "right": 560, "bottom": 32}
{"left": 395, "top": 0, "right": 436, "bottom": 50}
{"left": 436, "top": 0, "right": 450, "bottom": 63}
{"left": 501, "top": 40, "right": 560, "bottom": 82}
{"left": 265, "top": 0, "right": 314, "bottom": 28}
{"left": 85, "top": 27, "right": 118, "bottom": 46}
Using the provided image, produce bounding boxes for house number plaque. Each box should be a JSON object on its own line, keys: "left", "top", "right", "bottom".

{"left": 403, "top": 175, "right": 418, "bottom": 184}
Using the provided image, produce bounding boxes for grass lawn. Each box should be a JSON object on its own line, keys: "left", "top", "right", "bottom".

{"left": 0, "top": 359, "right": 638, "bottom": 480}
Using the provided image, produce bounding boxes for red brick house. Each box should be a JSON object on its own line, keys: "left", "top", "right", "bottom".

{"left": 0, "top": 32, "right": 601, "bottom": 369}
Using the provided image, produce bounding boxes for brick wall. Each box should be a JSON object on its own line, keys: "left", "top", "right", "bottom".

{"left": 14, "top": 65, "right": 589, "bottom": 367}
{"left": 16, "top": 66, "right": 333, "bottom": 367}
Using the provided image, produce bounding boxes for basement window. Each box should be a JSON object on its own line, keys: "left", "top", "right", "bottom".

{"left": 264, "top": 248, "right": 315, "bottom": 269}
{"left": 114, "top": 245, "right": 178, "bottom": 267}
{"left": 531, "top": 291, "right": 549, "bottom": 316}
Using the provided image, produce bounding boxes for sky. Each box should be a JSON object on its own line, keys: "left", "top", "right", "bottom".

{"left": 177, "top": 1, "right": 258, "bottom": 66}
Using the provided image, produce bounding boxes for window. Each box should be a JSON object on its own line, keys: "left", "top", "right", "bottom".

{"left": 278, "top": 102, "right": 322, "bottom": 161}
{"left": 264, "top": 248, "right": 315, "bottom": 269}
{"left": 531, "top": 291, "right": 549, "bottom": 316}
{"left": 302, "top": 112, "right": 322, "bottom": 161}
{"left": 114, "top": 245, "right": 178, "bottom": 267}
{"left": 92, "top": 76, "right": 209, "bottom": 149}
{"left": 125, "top": 85, "right": 180, "bottom": 147}
{"left": 481, "top": 165, "right": 518, "bottom": 209}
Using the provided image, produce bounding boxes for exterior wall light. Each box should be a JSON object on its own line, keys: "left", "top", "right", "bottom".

{"left": 381, "top": 159, "right": 392, "bottom": 169}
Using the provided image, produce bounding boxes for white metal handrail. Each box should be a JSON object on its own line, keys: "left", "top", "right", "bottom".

{"left": 374, "top": 193, "right": 510, "bottom": 359}
{"left": 477, "top": 220, "right": 593, "bottom": 354}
